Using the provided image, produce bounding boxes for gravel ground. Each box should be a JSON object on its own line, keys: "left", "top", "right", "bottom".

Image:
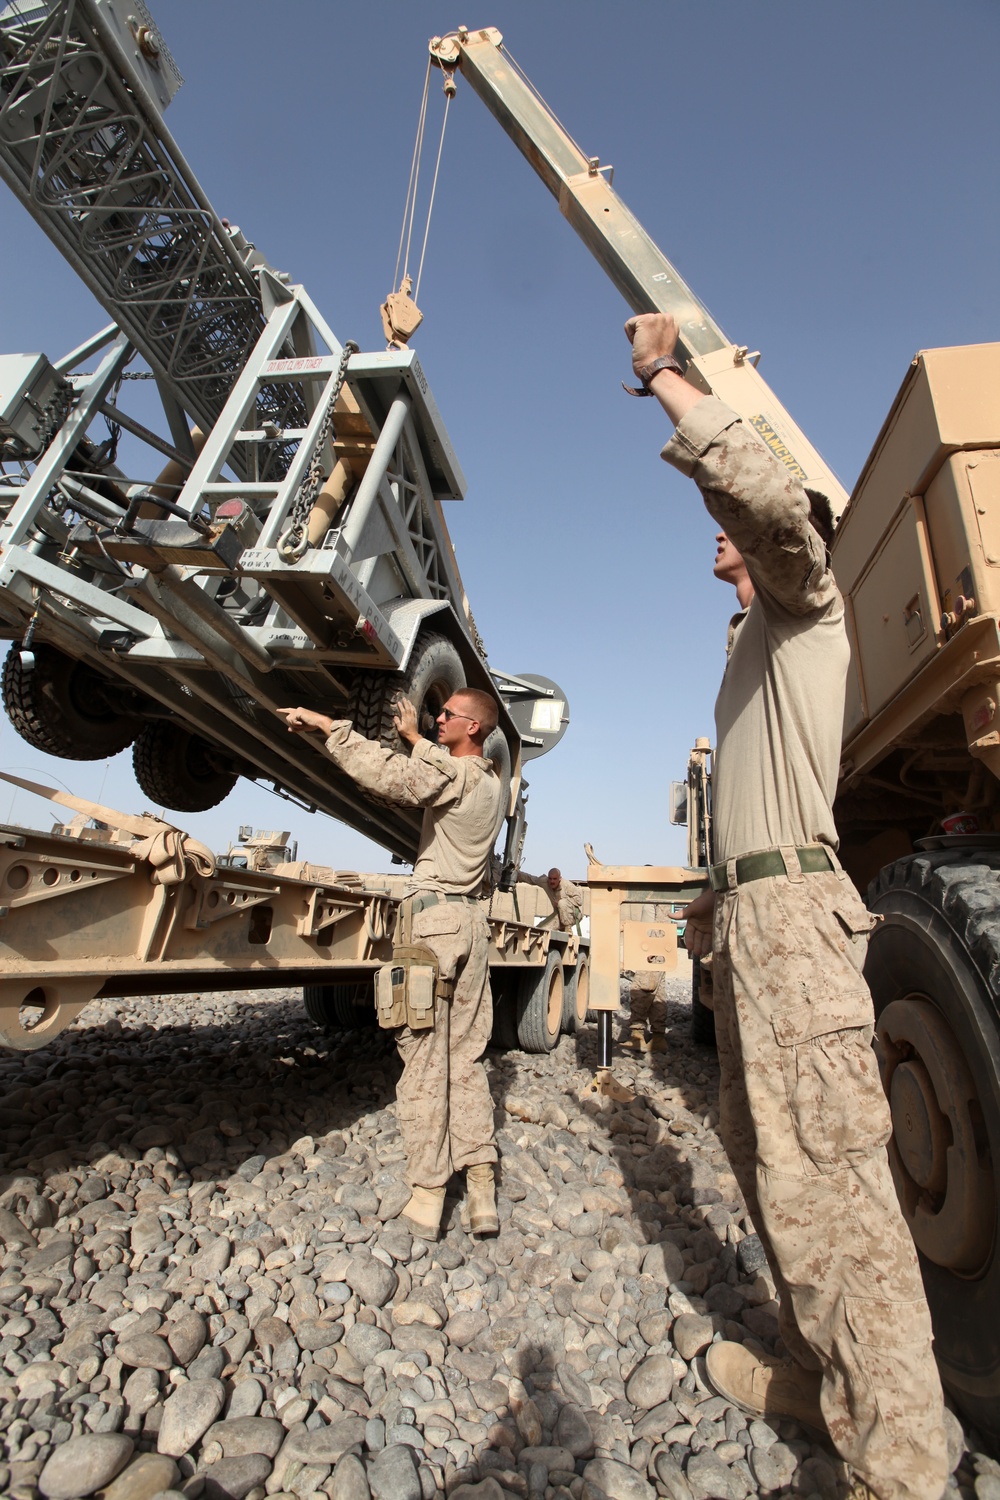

{"left": 0, "top": 978, "right": 994, "bottom": 1500}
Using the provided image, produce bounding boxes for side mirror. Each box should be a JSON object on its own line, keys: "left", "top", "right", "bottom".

{"left": 669, "top": 781, "right": 688, "bottom": 827}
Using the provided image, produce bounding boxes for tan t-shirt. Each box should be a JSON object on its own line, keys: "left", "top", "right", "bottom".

{"left": 324, "top": 724, "right": 501, "bottom": 894}
{"left": 662, "top": 398, "right": 849, "bottom": 863}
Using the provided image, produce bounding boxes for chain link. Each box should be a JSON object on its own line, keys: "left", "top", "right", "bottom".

{"left": 277, "top": 340, "right": 358, "bottom": 563}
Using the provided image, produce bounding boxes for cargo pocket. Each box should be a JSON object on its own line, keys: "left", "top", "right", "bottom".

{"left": 772, "top": 991, "right": 890, "bottom": 1172}
{"left": 412, "top": 905, "right": 465, "bottom": 982}
{"left": 395, "top": 1095, "right": 416, "bottom": 1138}
{"left": 831, "top": 891, "right": 881, "bottom": 975}
{"left": 845, "top": 1295, "right": 936, "bottom": 1438}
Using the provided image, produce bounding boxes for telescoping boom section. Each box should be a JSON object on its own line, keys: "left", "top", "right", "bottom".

{"left": 429, "top": 25, "right": 847, "bottom": 518}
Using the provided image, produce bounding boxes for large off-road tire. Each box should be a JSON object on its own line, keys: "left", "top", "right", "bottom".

{"left": 350, "top": 632, "right": 465, "bottom": 751}
{"left": 132, "top": 723, "right": 238, "bottom": 812}
{"left": 563, "top": 953, "right": 590, "bottom": 1034}
{"left": 2, "top": 643, "right": 138, "bottom": 760}
{"left": 691, "top": 956, "right": 717, "bottom": 1047}
{"left": 866, "top": 850, "right": 1000, "bottom": 1448}
{"left": 516, "top": 947, "right": 564, "bottom": 1053}
{"left": 303, "top": 980, "right": 375, "bottom": 1032}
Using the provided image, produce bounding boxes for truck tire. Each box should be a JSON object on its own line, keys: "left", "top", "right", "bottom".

{"left": 132, "top": 722, "right": 238, "bottom": 812}
{"left": 691, "top": 957, "right": 717, "bottom": 1047}
{"left": 516, "top": 947, "right": 564, "bottom": 1053}
{"left": 303, "top": 980, "right": 375, "bottom": 1032}
{"left": 2, "top": 643, "right": 138, "bottom": 759}
{"left": 350, "top": 632, "right": 465, "bottom": 751}
{"left": 866, "top": 850, "right": 1000, "bottom": 1448}
{"left": 563, "top": 953, "right": 590, "bottom": 1033}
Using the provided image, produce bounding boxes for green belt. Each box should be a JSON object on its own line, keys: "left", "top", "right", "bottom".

{"left": 408, "top": 891, "right": 476, "bottom": 914}
{"left": 709, "top": 844, "right": 834, "bottom": 892}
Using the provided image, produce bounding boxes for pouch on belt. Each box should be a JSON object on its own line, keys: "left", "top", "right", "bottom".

{"left": 376, "top": 944, "right": 456, "bottom": 1030}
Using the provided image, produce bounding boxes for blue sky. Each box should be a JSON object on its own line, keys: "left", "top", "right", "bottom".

{"left": 2, "top": 0, "right": 998, "bottom": 876}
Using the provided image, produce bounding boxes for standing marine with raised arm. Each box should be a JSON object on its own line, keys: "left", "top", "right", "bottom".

{"left": 279, "top": 689, "right": 502, "bottom": 1243}
{"left": 623, "top": 313, "right": 946, "bottom": 1500}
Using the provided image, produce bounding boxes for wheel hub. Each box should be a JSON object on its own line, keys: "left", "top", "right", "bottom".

{"left": 890, "top": 1058, "right": 949, "bottom": 1194}
{"left": 879, "top": 995, "right": 994, "bottom": 1273}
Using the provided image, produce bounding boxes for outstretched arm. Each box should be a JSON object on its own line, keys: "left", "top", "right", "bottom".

{"left": 624, "top": 314, "right": 833, "bottom": 616}
{"left": 277, "top": 696, "right": 421, "bottom": 745}
{"left": 276, "top": 699, "right": 459, "bottom": 808}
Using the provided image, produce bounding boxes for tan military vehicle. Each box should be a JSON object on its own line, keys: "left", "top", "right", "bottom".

{"left": 217, "top": 827, "right": 299, "bottom": 873}
{"left": 829, "top": 343, "right": 1000, "bottom": 1443}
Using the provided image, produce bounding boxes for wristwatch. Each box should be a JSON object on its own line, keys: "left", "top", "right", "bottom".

{"left": 622, "top": 355, "right": 685, "bottom": 397}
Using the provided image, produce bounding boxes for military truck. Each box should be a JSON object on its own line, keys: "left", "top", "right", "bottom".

{"left": 217, "top": 827, "right": 299, "bottom": 873}
{"left": 827, "top": 346, "right": 1000, "bottom": 1442}
{"left": 427, "top": 24, "right": 1000, "bottom": 1444}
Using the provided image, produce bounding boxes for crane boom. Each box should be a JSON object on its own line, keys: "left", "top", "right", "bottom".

{"left": 0, "top": 0, "right": 308, "bottom": 479}
{"left": 430, "top": 26, "right": 848, "bottom": 516}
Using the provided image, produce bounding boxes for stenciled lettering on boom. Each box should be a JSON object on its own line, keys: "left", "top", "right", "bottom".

{"left": 749, "top": 414, "right": 809, "bottom": 482}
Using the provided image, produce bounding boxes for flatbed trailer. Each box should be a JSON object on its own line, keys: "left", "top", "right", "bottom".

{"left": 0, "top": 792, "right": 588, "bottom": 1056}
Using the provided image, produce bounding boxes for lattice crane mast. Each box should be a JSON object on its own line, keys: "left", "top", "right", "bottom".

{"left": 0, "top": 0, "right": 567, "bottom": 863}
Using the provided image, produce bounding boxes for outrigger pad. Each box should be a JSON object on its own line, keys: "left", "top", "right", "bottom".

{"left": 587, "top": 1067, "right": 635, "bottom": 1103}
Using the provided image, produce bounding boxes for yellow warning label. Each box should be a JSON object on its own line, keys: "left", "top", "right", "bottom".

{"left": 749, "top": 414, "right": 808, "bottom": 482}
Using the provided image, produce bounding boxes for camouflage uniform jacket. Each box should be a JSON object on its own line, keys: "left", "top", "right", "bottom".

{"left": 661, "top": 396, "right": 849, "bottom": 863}
{"left": 324, "top": 723, "right": 501, "bottom": 895}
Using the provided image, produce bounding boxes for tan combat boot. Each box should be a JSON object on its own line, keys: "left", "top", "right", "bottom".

{"left": 704, "top": 1342, "right": 826, "bottom": 1434}
{"left": 398, "top": 1185, "right": 446, "bottom": 1241}
{"left": 648, "top": 1032, "right": 668, "bottom": 1053}
{"left": 466, "top": 1163, "right": 499, "bottom": 1236}
{"left": 621, "top": 1025, "right": 647, "bottom": 1052}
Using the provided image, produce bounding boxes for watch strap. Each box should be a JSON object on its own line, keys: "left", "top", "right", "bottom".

{"left": 622, "top": 355, "right": 685, "bottom": 397}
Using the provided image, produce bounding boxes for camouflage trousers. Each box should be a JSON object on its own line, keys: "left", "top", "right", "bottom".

{"left": 395, "top": 897, "right": 497, "bottom": 1189}
{"left": 712, "top": 859, "right": 947, "bottom": 1500}
{"left": 629, "top": 971, "right": 668, "bottom": 1032}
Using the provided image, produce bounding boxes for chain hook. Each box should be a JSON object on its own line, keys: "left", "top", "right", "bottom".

{"left": 276, "top": 340, "right": 358, "bottom": 564}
